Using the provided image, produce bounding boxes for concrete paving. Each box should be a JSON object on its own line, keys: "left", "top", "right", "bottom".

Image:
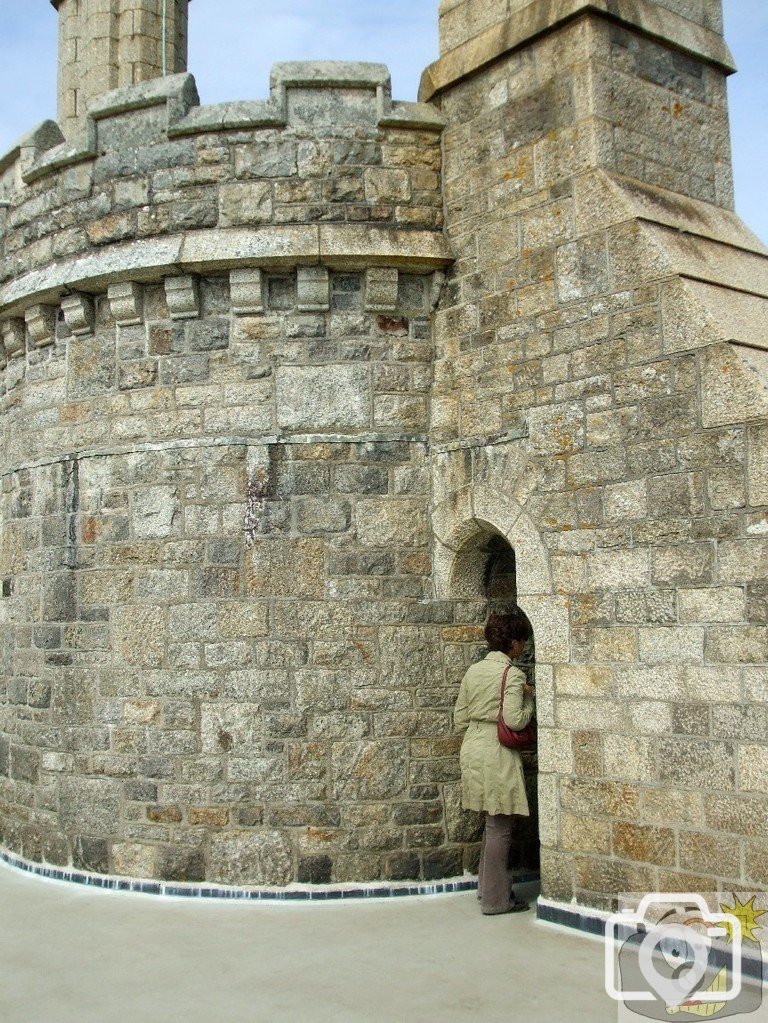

{"left": 0, "top": 863, "right": 617, "bottom": 1022}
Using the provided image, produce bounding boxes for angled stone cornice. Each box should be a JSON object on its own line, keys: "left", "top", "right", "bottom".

{"left": 573, "top": 171, "right": 768, "bottom": 257}
{"left": 419, "top": 0, "right": 736, "bottom": 102}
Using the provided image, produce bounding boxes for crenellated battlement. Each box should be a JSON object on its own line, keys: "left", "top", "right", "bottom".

{"left": 0, "top": 64, "right": 443, "bottom": 194}
{"left": 0, "top": 64, "right": 448, "bottom": 335}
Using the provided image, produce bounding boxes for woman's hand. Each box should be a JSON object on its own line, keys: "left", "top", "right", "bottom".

{"left": 523, "top": 683, "right": 534, "bottom": 698}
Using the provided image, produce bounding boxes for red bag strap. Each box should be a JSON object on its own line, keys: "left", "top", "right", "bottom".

{"left": 498, "top": 664, "right": 511, "bottom": 717}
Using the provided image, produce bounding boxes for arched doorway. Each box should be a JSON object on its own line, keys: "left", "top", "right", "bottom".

{"left": 450, "top": 525, "right": 540, "bottom": 878}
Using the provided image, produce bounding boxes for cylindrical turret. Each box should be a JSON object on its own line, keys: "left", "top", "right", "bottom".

{"left": 52, "top": 0, "right": 190, "bottom": 138}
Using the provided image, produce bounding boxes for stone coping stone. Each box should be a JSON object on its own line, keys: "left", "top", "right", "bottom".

{"left": 85, "top": 72, "right": 200, "bottom": 120}
{"left": 419, "top": 0, "right": 736, "bottom": 102}
{"left": 169, "top": 99, "right": 445, "bottom": 137}
{"left": 0, "top": 120, "right": 64, "bottom": 177}
{"left": 379, "top": 102, "right": 446, "bottom": 131}
{"left": 270, "top": 61, "right": 392, "bottom": 92}
{"left": 167, "top": 100, "right": 286, "bottom": 136}
{"left": 20, "top": 137, "right": 95, "bottom": 183}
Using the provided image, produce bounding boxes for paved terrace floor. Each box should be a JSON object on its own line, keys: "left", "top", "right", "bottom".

{"left": 0, "top": 861, "right": 713, "bottom": 1022}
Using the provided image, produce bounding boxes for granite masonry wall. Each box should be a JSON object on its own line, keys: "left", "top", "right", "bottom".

{"left": 1, "top": 0, "right": 767, "bottom": 910}
{"left": 0, "top": 64, "right": 491, "bottom": 887}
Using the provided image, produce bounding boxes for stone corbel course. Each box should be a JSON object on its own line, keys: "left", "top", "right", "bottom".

{"left": 0, "top": 265, "right": 442, "bottom": 360}
{"left": 24, "top": 304, "right": 57, "bottom": 348}
{"left": 0, "top": 227, "right": 451, "bottom": 317}
{"left": 60, "top": 293, "right": 95, "bottom": 336}
{"left": 107, "top": 281, "right": 143, "bottom": 326}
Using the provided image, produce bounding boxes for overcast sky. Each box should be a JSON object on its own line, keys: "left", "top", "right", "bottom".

{"left": 0, "top": 1, "right": 765, "bottom": 241}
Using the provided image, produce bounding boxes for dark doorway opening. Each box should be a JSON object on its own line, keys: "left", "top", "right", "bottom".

{"left": 465, "top": 530, "right": 540, "bottom": 877}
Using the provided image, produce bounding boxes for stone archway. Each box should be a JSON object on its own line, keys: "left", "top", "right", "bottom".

{"left": 430, "top": 442, "right": 571, "bottom": 890}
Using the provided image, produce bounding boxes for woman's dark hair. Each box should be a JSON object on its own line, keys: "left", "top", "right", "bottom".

{"left": 484, "top": 612, "right": 531, "bottom": 652}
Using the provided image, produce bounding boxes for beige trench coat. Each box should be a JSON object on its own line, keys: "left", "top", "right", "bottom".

{"left": 453, "top": 651, "right": 535, "bottom": 817}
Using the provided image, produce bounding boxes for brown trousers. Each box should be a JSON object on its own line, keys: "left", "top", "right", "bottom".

{"left": 477, "top": 812, "right": 514, "bottom": 914}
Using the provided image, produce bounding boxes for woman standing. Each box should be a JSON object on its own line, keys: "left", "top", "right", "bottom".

{"left": 454, "top": 612, "right": 535, "bottom": 915}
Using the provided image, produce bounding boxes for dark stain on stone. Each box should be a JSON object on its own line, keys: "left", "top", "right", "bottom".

{"left": 297, "top": 855, "right": 333, "bottom": 884}
{"left": 376, "top": 315, "right": 409, "bottom": 334}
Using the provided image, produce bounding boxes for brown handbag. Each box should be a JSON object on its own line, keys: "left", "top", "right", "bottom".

{"left": 497, "top": 665, "right": 537, "bottom": 750}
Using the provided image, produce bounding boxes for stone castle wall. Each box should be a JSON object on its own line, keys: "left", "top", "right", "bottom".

{"left": 1, "top": 0, "right": 767, "bottom": 912}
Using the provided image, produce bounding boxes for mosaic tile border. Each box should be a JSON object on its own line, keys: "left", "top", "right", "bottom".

{"left": 1, "top": 847, "right": 540, "bottom": 903}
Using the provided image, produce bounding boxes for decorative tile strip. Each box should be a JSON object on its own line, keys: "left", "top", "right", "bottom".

{"left": 0, "top": 847, "right": 493, "bottom": 902}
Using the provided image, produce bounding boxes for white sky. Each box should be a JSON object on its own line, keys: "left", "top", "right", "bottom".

{"left": 0, "top": 1, "right": 766, "bottom": 241}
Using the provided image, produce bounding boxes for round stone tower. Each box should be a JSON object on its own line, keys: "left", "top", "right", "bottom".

{"left": 0, "top": 3, "right": 473, "bottom": 888}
